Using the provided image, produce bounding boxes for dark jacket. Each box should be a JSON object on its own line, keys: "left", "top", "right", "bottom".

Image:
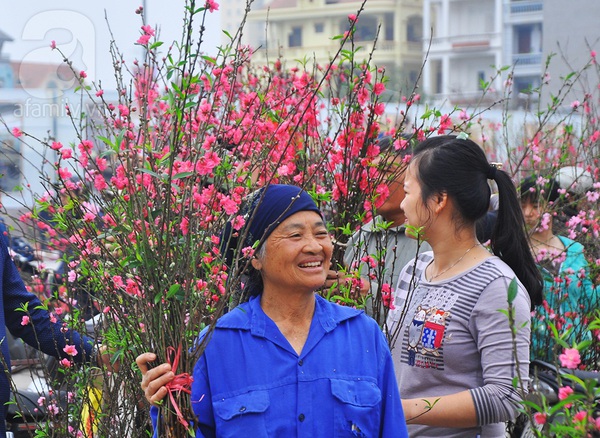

{"left": 0, "top": 237, "right": 94, "bottom": 434}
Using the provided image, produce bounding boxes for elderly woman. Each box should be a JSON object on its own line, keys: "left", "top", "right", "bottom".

{"left": 137, "top": 184, "right": 407, "bottom": 437}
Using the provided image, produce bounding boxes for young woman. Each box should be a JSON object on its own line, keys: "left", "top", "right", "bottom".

{"left": 519, "top": 175, "right": 597, "bottom": 364}
{"left": 386, "top": 135, "right": 542, "bottom": 437}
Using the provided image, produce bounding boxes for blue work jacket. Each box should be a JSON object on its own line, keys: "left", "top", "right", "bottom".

{"left": 152, "top": 293, "right": 407, "bottom": 437}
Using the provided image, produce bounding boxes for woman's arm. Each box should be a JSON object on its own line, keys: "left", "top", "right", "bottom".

{"left": 402, "top": 276, "right": 531, "bottom": 427}
{"left": 402, "top": 391, "right": 476, "bottom": 427}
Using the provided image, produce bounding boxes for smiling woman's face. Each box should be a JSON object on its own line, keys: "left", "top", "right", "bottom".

{"left": 251, "top": 210, "right": 332, "bottom": 294}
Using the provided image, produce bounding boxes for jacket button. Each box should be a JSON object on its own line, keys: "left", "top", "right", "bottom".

{"left": 298, "top": 413, "right": 305, "bottom": 422}
{"left": 298, "top": 359, "right": 303, "bottom": 366}
{"left": 239, "top": 406, "right": 246, "bottom": 412}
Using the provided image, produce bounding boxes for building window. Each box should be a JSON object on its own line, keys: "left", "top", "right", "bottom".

{"left": 478, "top": 71, "right": 486, "bottom": 89}
{"left": 289, "top": 26, "right": 302, "bottom": 47}
{"left": 0, "top": 138, "right": 22, "bottom": 192}
{"left": 409, "top": 70, "right": 418, "bottom": 85}
{"left": 514, "top": 23, "right": 543, "bottom": 54}
{"left": 354, "top": 15, "right": 377, "bottom": 41}
{"left": 407, "top": 15, "right": 422, "bottom": 43}
{"left": 513, "top": 75, "right": 539, "bottom": 94}
{"left": 516, "top": 25, "right": 532, "bottom": 53}
{"left": 315, "top": 23, "right": 324, "bottom": 33}
{"left": 384, "top": 13, "right": 394, "bottom": 41}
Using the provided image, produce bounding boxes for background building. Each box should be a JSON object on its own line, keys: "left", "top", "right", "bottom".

{"left": 503, "top": 0, "right": 544, "bottom": 108}
{"left": 246, "top": 0, "right": 424, "bottom": 95}
{"left": 541, "top": 0, "right": 600, "bottom": 107}
{"left": 0, "top": 30, "right": 116, "bottom": 216}
{"left": 421, "top": 0, "right": 598, "bottom": 108}
{"left": 422, "top": 0, "right": 505, "bottom": 105}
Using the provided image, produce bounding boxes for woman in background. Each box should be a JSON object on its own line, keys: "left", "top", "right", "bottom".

{"left": 519, "top": 175, "right": 598, "bottom": 365}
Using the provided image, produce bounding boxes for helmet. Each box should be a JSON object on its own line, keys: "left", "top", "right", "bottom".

{"left": 555, "top": 166, "right": 594, "bottom": 195}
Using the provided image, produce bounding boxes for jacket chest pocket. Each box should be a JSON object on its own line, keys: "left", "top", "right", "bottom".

{"left": 213, "top": 390, "right": 270, "bottom": 438}
{"left": 331, "top": 379, "right": 382, "bottom": 437}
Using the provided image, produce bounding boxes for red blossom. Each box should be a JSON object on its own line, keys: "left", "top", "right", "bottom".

{"left": 205, "top": 0, "right": 219, "bottom": 12}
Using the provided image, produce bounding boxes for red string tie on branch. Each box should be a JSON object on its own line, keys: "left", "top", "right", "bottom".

{"left": 165, "top": 345, "right": 194, "bottom": 429}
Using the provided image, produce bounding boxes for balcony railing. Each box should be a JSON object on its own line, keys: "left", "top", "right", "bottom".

{"left": 510, "top": 1, "right": 543, "bottom": 14}
{"left": 512, "top": 52, "right": 542, "bottom": 66}
{"left": 431, "top": 33, "right": 498, "bottom": 48}
{"left": 252, "top": 39, "right": 419, "bottom": 63}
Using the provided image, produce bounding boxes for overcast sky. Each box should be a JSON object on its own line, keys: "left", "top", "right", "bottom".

{"left": 1, "top": 1, "right": 222, "bottom": 88}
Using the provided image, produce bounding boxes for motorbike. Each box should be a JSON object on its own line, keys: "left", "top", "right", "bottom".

{"left": 5, "top": 331, "right": 55, "bottom": 438}
{"left": 5, "top": 238, "right": 79, "bottom": 436}
{"left": 508, "top": 359, "right": 600, "bottom": 437}
{"left": 5, "top": 315, "right": 102, "bottom": 437}
{"left": 6, "top": 388, "right": 53, "bottom": 438}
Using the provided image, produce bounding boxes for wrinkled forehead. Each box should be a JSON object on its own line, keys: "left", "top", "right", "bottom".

{"left": 277, "top": 210, "right": 324, "bottom": 227}
{"left": 269, "top": 211, "right": 327, "bottom": 238}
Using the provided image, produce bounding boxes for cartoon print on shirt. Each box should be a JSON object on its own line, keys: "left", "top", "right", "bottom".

{"left": 421, "top": 309, "right": 450, "bottom": 356}
{"left": 405, "top": 303, "right": 452, "bottom": 367}
{"left": 407, "top": 305, "right": 427, "bottom": 352}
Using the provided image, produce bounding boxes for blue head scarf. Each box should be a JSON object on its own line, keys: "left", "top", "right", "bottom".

{"left": 243, "top": 184, "right": 322, "bottom": 249}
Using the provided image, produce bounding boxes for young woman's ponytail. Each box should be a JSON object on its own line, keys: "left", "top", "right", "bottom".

{"left": 489, "top": 170, "right": 543, "bottom": 308}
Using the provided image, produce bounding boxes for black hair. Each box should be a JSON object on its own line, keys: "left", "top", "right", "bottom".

{"left": 412, "top": 135, "right": 543, "bottom": 308}
{"left": 518, "top": 175, "right": 560, "bottom": 204}
{"left": 376, "top": 134, "right": 415, "bottom": 159}
{"left": 375, "top": 134, "right": 415, "bottom": 190}
{"left": 220, "top": 191, "right": 265, "bottom": 302}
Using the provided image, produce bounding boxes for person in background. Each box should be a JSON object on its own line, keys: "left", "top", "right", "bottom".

{"left": 388, "top": 135, "right": 542, "bottom": 437}
{"left": 136, "top": 184, "right": 408, "bottom": 437}
{"left": 519, "top": 175, "right": 598, "bottom": 364}
{"left": 0, "top": 234, "right": 111, "bottom": 436}
{"left": 325, "top": 135, "right": 430, "bottom": 322}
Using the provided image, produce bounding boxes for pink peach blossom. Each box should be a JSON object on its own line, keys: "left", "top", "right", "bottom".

{"left": 559, "top": 348, "right": 581, "bottom": 369}
{"left": 63, "top": 344, "right": 78, "bottom": 356}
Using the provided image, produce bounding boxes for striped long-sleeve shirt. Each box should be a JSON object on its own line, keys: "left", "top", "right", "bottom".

{"left": 387, "top": 252, "right": 531, "bottom": 438}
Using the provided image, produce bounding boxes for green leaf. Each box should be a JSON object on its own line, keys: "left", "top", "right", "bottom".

{"left": 167, "top": 284, "right": 181, "bottom": 299}
{"left": 96, "top": 135, "right": 114, "bottom": 148}
{"left": 172, "top": 171, "right": 195, "bottom": 180}
{"left": 149, "top": 41, "right": 164, "bottom": 50}
{"left": 507, "top": 278, "right": 518, "bottom": 304}
{"left": 138, "top": 168, "right": 161, "bottom": 179}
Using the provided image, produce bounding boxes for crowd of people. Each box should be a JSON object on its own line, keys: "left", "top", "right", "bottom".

{"left": 135, "top": 133, "right": 598, "bottom": 437}
{"left": 2, "top": 133, "right": 597, "bottom": 436}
